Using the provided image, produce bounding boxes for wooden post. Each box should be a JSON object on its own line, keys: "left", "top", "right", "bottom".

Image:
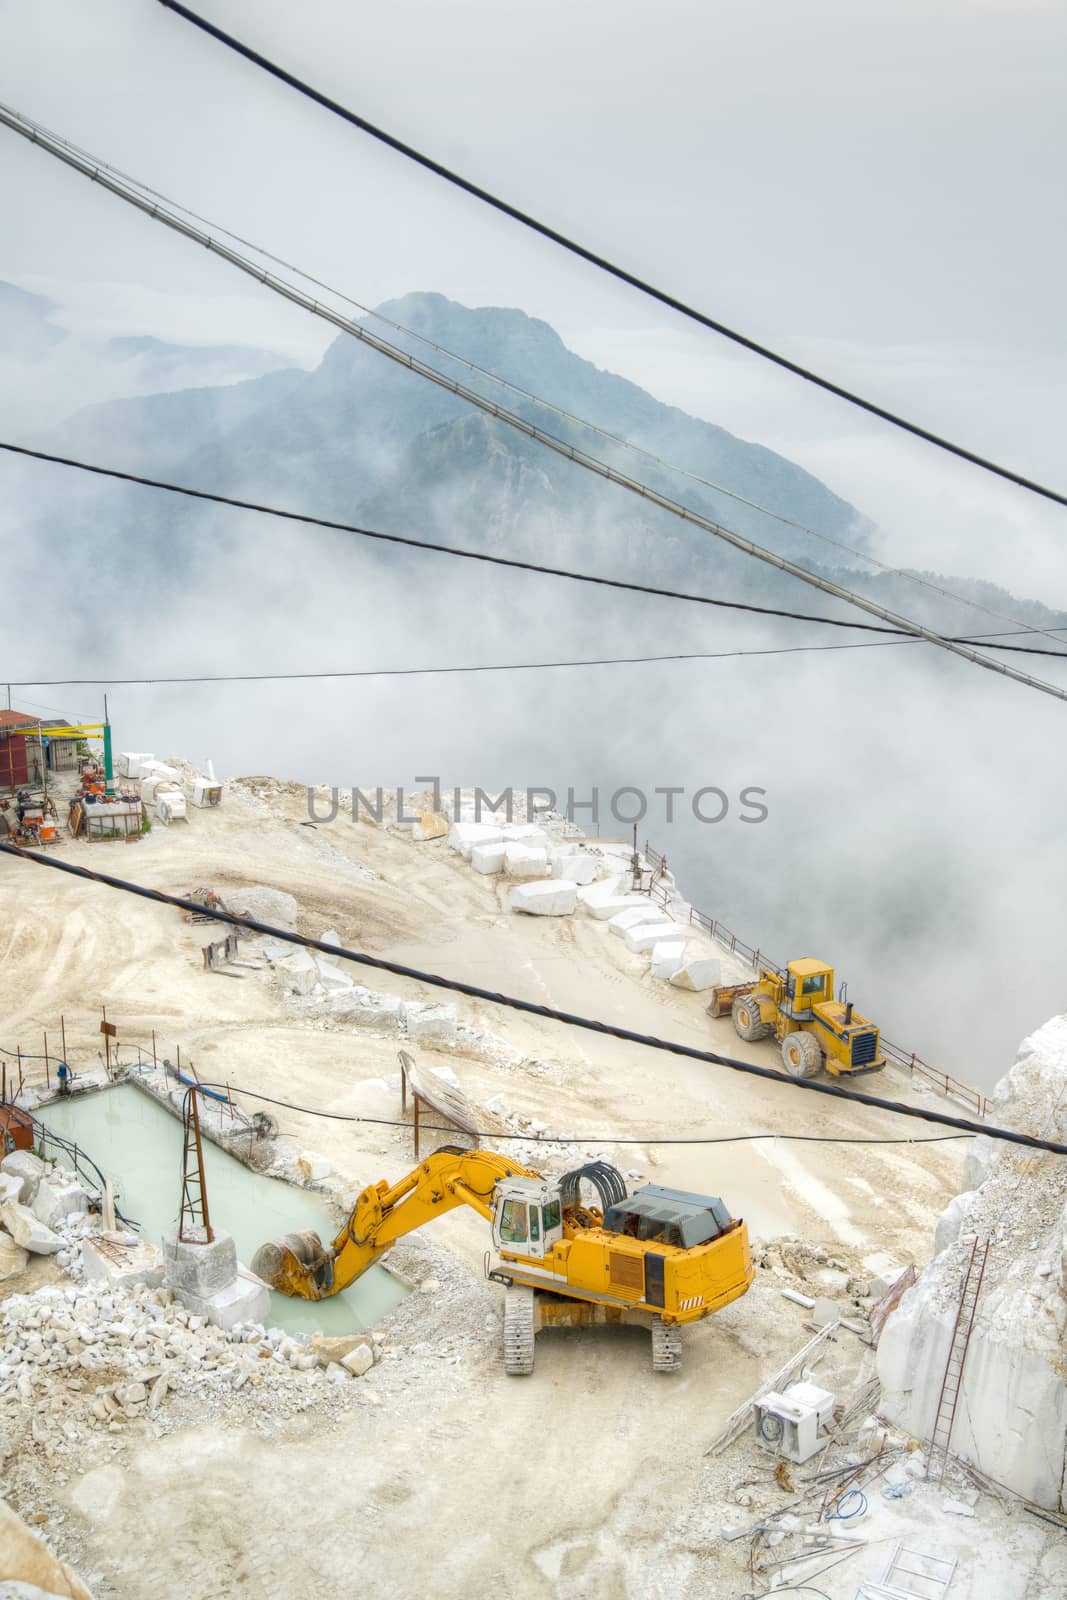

{"left": 60, "top": 1015, "right": 67, "bottom": 1080}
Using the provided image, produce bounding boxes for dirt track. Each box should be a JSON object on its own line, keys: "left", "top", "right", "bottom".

{"left": 0, "top": 775, "right": 988, "bottom": 1599}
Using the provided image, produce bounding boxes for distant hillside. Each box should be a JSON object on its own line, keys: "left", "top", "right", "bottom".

{"left": 14, "top": 288, "right": 1066, "bottom": 635}
{"left": 0, "top": 279, "right": 295, "bottom": 432}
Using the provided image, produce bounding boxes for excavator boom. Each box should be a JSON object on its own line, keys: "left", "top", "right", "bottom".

{"left": 252, "top": 1146, "right": 539, "bottom": 1300}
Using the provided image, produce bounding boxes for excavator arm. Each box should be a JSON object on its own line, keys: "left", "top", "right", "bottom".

{"left": 252, "top": 1145, "right": 540, "bottom": 1300}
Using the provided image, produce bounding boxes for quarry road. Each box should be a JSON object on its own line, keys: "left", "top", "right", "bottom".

{"left": 0, "top": 772, "right": 962, "bottom": 1263}
{"left": 0, "top": 770, "right": 986, "bottom": 1598}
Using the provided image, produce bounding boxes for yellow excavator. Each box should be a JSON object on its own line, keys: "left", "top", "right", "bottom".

{"left": 253, "top": 1147, "right": 753, "bottom": 1373}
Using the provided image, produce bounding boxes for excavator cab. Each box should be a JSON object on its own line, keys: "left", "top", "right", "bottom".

{"left": 491, "top": 1176, "right": 564, "bottom": 1262}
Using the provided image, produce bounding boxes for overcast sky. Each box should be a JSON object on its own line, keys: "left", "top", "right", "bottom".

{"left": 2, "top": 0, "right": 1066, "bottom": 594}
{"left": 3, "top": 2, "right": 1067, "bottom": 1082}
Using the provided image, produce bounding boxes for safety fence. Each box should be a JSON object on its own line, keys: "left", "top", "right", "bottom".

{"left": 642, "top": 840, "right": 989, "bottom": 1120}
{"left": 0, "top": 1007, "right": 229, "bottom": 1106}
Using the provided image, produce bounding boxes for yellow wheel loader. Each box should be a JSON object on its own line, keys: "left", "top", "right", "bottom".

{"left": 253, "top": 1147, "right": 753, "bottom": 1374}
{"left": 729, "top": 957, "right": 885, "bottom": 1080}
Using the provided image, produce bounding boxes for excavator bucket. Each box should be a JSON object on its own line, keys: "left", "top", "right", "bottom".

{"left": 251, "top": 1229, "right": 333, "bottom": 1299}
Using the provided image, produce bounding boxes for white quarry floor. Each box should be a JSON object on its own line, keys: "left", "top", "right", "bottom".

{"left": 1, "top": 775, "right": 1061, "bottom": 1598}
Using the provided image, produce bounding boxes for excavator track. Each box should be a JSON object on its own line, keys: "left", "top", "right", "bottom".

{"left": 503, "top": 1286, "right": 536, "bottom": 1376}
{"left": 651, "top": 1316, "right": 682, "bottom": 1374}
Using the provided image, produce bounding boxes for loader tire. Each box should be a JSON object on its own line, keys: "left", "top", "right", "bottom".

{"left": 781, "top": 1030, "right": 822, "bottom": 1079}
{"left": 651, "top": 1316, "right": 682, "bottom": 1374}
{"left": 733, "top": 992, "right": 772, "bottom": 1042}
{"left": 503, "top": 1286, "right": 535, "bottom": 1376}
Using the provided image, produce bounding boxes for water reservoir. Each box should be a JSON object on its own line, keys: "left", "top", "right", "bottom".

{"left": 37, "top": 1083, "right": 407, "bottom": 1336}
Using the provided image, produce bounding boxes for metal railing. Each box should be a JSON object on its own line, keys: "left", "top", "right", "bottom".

{"left": 642, "top": 840, "right": 989, "bottom": 1118}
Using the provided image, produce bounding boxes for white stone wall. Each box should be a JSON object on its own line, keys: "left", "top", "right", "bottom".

{"left": 877, "top": 1014, "right": 1067, "bottom": 1511}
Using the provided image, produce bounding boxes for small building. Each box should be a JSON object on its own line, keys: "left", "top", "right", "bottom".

{"left": 0, "top": 710, "right": 44, "bottom": 790}
{"left": 42, "top": 718, "right": 80, "bottom": 773}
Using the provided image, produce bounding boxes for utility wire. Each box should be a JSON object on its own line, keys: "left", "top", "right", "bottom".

{"left": 1, "top": 841, "right": 1063, "bottom": 1157}
{"left": 156, "top": 0, "right": 1067, "bottom": 512}
{"left": 4, "top": 440, "right": 1066, "bottom": 668}
{"left": 17, "top": 110, "right": 1061, "bottom": 652}
{"left": 7, "top": 629, "right": 1067, "bottom": 691}
{"left": 192, "top": 1079, "right": 969, "bottom": 1148}
{"left": 3, "top": 109, "right": 1066, "bottom": 705}
{"left": 0, "top": 439, "right": 973, "bottom": 644}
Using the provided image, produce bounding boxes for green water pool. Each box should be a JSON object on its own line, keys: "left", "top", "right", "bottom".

{"left": 37, "top": 1083, "right": 407, "bottom": 1336}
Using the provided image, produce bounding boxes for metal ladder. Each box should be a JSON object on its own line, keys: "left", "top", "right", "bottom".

{"left": 928, "top": 1234, "right": 989, "bottom": 1483}
{"left": 860, "top": 1542, "right": 958, "bottom": 1599}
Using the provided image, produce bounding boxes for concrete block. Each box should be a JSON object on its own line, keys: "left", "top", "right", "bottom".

{"left": 0, "top": 1173, "right": 24, "bottom": 1207}
{"left": 608, "top": 905, "right": 663, "bottom": 937}
{"left": 275, "top": 949, "right": 319, "bottom": 995}
{"left": 595, "top": 858, "right": 623, "bottom": 880}
{"left": 811, "top": 1298, "right": 839, "bottom": 1328}
{"left": 669, "top": 956, "right": 721, "bottom": 992}
{"left": 552, "top": 852, "right": 598, "bottom": 885}
{"left": 650, "top": 940, "right": 686, "bottom": 980}
{"left": 505, "top": 844, "right": 550, "bottom": 878}
{"left": 175, "top": 1272, "right": 270, "bottom": 1332}
{"left": 0, "top": 1199, "right": 62, "bottom": 1255}
{"left": 313, "top": 958, "right": 353, "bottom": 992}
{"left": 403, "top": 1002, "right": 458, "bottom": 1044}
{"left": 447, "top": 821, "right": 504, "bottom": 859}
{"left": 81, "top": 1232, "right": 163, "bottom": 1290}
{"left": 325, "top": 988, "right": 403, "bottom": 1029}
{"left": 1, "top": 1151, "right": 45, "bottom": 1205}
{"left": 31, "top": 1177, "right": 90, "bottom": 1229}
{"left": 510, "top": 880, "right": 578, "bottom": 916}
{"left": 298, "top": 1153, "right": 333, "bottom": 1183}
{"left": 623, "top": 921, "right": 679, "bottom": 953}
{"left": 162, "top": 1229, "right": 238, "bottom": 1297}
{"left": 0, "top": 1230, "right": 28, "bottom": 1280}
{"left": 226, "top": 885, "right": 299, "bottom": 931}
{"left": 502, "top": 824, "right": 548, "bottom": 847}
{"left": 412, "top": 811, "right": 448, "bottom": 842}
{"left": 575, "top": 878, "right": 628, "bottom": 910}
{"left": 341, "top": 1342, "right": 374, "bottom": 1377}
{"left": 310, "top": 1333, "right": 374, "bottom": 1367}
{"left": 471, "top": 843, "right": 506, "bottom": 874}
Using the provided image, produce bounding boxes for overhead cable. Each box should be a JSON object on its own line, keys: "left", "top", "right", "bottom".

{"left": 1, "top": 107, "right": 1063, "bottom": 698}
{"left": 14, "top": 110, "right": 1059, "bottom": 651}
{"left": 4, "top": 440, "right": 1066, "bottom": 667}
{"left": 1, "top": 841, "right": 1063, "bottom": 1157}
{"left": 192, "top": 1080, "right": 969, "bottom": 1148}
{"left": 7, "top": 629, "right": 1067, "bottom": 691}
{"left": 155, "top": 0, "right": 1067, "bottom": 512}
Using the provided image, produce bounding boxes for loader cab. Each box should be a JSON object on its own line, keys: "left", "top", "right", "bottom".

{"left": 492, "top": 1176, "right": 564, "bottom": 1262}
{"left": 785, "top": 959, "right": 834, "bottom": 1013}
